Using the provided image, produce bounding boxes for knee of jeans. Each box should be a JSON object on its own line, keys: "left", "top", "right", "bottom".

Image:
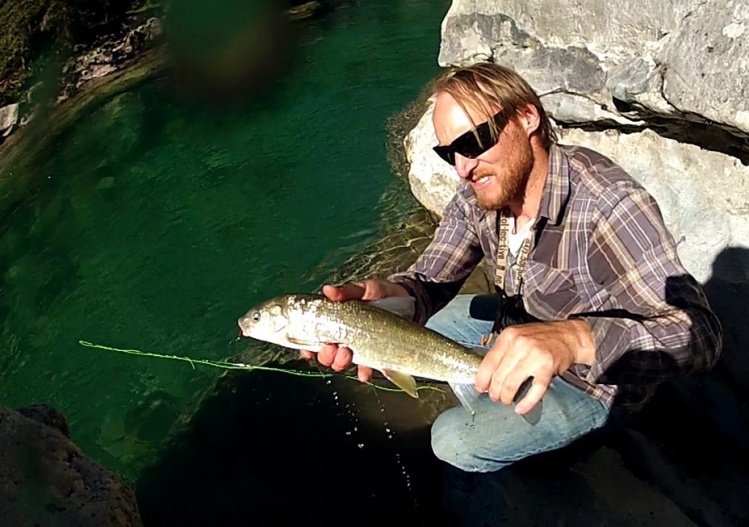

{"left": 430, "top": 411, "right": 509, "bottom": 473}
{"left": 425, "top": 295, "right": 473, "bottom": 333}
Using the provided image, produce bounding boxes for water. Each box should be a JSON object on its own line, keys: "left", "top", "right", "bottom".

{"left": 0, "top": 0, "right": 449, "bottom": 482}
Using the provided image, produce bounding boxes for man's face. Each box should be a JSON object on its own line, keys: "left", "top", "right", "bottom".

{"left": 432, "top": 91, "right": 534, "bottom": 210}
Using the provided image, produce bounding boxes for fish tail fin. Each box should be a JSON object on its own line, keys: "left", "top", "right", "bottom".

{"left": 449, "top": 382, "right": 482, "bottom": 416}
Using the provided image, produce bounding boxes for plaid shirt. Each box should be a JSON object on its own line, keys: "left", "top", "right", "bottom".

{"left": 389, "top": 144, "right": 722, "bottom": 410}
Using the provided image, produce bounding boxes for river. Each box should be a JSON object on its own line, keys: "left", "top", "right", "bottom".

{"left": 0, "top": 0, "right": 449, "bottom": 501}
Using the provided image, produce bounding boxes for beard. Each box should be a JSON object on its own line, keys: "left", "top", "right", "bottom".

{"left": 473, "top": 130, "right": 534, "bottom": 211}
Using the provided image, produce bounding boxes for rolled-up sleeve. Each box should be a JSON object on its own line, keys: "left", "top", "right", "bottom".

{"left": 388, "top": 191, "right": 483, "bottom": 325}
{"left": 574, "top": 185, "right": 722, "bottom": 386}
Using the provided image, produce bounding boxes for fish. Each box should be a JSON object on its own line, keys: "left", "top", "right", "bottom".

{"left": 237, "top": 293, "right": 487, "bottom": 414}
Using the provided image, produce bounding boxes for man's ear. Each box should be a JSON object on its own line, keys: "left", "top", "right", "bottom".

{"left": 516, "top": 104, "right": 541, "bottom": 138}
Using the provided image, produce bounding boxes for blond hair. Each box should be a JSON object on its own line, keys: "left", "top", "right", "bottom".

{"left": 431, "top": 62, "right": 556, "bottom": 148}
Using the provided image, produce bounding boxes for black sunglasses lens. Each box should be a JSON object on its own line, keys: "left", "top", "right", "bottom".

{"left": 433, "top": 110, "right": 509, "bottom": 165}
{"left": 432, "top": 145, "right": 455, "bottom": 165}
{"left": 453, "top": 125, "right": 491, "bottom": 158}
{"left": 434, "top": 121, "right": 499, "bottom": 165}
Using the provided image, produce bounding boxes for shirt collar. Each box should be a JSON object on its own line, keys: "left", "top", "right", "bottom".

{"left": 537, "top": 143, "right": 570, "bottom": 226}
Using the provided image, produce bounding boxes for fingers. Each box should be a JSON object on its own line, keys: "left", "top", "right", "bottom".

{"left": 514, "top": 377, "right": 550, "bottom": 415}
{"left": 497, "top": 368, "right": 532, "bottom": 406}
{"left": 322, "top": 280, "right": 410, "bottom": 303}
{"left": 475, "top": 343, "right": 505, "bottom": 393}
{"left": 317, "top": 343, "right": 338, "bottom": 366}
{"left": 299, "top": 347, "right": 370, "bottom": 383}
{"left": 357, "top": 365, "right": 373, "bottom": 383}
{"left": 314, "top": 343, "right": 354, "bottom": 372}
{"left": 322, "top": 283, "right": 366, "bottom": 302}
{"left": 331, "top": 347, "right": 353, "bottom": 372}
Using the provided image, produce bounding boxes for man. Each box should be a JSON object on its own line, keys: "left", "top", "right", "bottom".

{"left": 301, "top": 62, "right": 722, "bottom": 472}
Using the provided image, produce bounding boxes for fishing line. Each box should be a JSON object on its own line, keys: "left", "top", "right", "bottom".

{"left": 78, "top": 340, "right": 443, "bottom": 395}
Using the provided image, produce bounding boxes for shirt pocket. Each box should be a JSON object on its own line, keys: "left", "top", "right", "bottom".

{"left": 523, "top": 260, "right": 582, "bottom": 319}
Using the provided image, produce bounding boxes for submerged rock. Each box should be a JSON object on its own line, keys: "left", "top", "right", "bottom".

{"left": 0, "top": 103, "right": 19, "bottom": 138}
{"left": 0, "top": 404, "right": 142, "bottom": 527}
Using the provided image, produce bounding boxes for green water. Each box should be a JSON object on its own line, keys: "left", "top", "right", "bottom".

{"left": 0, "top": 0, "right": 448, "bottom": 480}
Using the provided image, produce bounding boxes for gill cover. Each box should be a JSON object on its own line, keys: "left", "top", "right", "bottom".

{"left": 238, "top": 301, "right": 291, "bottom": 346}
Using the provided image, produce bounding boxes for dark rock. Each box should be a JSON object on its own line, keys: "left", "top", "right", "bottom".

{"left": 15, "top": 404, "right": 71, "bottom": 438}
{"left": 0, "top": 405, "right": 143, "bottom": 527}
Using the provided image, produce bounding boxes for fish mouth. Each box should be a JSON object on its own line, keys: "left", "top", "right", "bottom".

{"left": 237, "top": 317, "right": 252, "bottom": 337}
{"left": 236, "top": 316, "right": 288, "bottom": 339}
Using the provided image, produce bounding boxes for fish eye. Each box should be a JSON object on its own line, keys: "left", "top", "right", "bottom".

{"left": 251, "top": 311, "right": 260, "bottom": 322}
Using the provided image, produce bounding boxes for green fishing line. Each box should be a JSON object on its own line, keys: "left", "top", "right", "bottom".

{"left": 78, "top": 340, "right": 443, "bottom": 394}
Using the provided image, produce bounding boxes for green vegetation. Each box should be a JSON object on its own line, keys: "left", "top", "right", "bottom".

{"left": 0, "top": 0, "right": 157, "bottom": 106}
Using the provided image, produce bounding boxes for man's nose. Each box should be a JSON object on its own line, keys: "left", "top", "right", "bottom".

{"left": 454, "top": 153, "right": 479, "bottom": 179}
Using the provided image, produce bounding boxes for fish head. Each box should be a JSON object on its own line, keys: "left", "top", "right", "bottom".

{"left": 238, "top": 298, "right": 292, "bottom": 346}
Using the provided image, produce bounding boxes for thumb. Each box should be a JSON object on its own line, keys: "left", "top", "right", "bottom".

{"left": 322, "top": 283, "right": 366, "bottom": 302}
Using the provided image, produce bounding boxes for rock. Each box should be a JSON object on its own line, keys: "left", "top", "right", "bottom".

{"left": 556, "top": 127, "right": 749, "bottom": 284}
{"left": 0, "top": 103, "right": 19, "bottom": 137}
{"left": 90, "top": 64, "right": 119, "bottom": 80}
{"left": 0, "top": 404, "right": 143, "bottom": 527}
{"left": 441, "top": 445, "right": 703, "bottom": 526}
{"left": 63, "top": 17, "right": 165, "bottom": 98}
{"left": 286, "top": 1, "right": 323, "bottom": 21}
{"left": 96, "top": 176, "right": 116, "bottom": 190}
{"left": 660, "top": 1, "right": 749, "bottom": 134}
{"left": 438, "top": 0, "right": 749, "bottom": 140}
{"left": 403, "top": 100, "right": 459, "bottom": 217}
{"left": 16, "top": 404, "right": 71, "bottom": 437}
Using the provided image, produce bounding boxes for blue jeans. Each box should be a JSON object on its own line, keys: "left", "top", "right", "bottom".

{"left": 426, "top": 294, "right": 611, "bottom": 473}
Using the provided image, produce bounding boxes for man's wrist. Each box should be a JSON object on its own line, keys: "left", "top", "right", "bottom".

{"left": 568, "top": 319, "right": 596, "bottom": 366}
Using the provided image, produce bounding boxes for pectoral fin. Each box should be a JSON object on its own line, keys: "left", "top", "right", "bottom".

{"left": 449, "top": 382, "right": 482, "bottom": 416}
{"left": 381, "top": 369, "right": 418, "bottom": 398}
{"left": 286, "top": 335, "right": 325, "bottom": 352}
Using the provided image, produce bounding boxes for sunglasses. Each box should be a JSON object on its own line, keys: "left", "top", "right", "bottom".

{"left": 433, "top": 109, "right": 511, "bottom": 166}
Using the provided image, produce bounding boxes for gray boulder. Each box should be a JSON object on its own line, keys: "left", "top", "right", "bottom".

{"left": 439, "top": 0, "right": 749, "bottom": 139}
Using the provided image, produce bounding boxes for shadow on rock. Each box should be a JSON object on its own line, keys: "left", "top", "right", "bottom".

{"left": 438, "top": 247, "right": 749, "bottom": 527}
{"left": 616, "top": 246, "right": 749, "bottom": 526}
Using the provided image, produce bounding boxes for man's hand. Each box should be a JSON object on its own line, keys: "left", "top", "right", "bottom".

{"left": 475, "top": 319, "right": 595, "bottom": 415}
{"left": 299, "top": 280, "right": 411, "bottom": 382}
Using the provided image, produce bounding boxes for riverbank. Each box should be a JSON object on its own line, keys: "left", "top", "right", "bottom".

{"left": 0, "top": 48, "right": 166, "bottom": 174}
{"left": 0, "top": 1, "right": 327, "bottom": 175}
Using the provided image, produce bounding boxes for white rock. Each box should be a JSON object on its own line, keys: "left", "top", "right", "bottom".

{"left": 0, "top": 103, "right": 19, "bottom": 137}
